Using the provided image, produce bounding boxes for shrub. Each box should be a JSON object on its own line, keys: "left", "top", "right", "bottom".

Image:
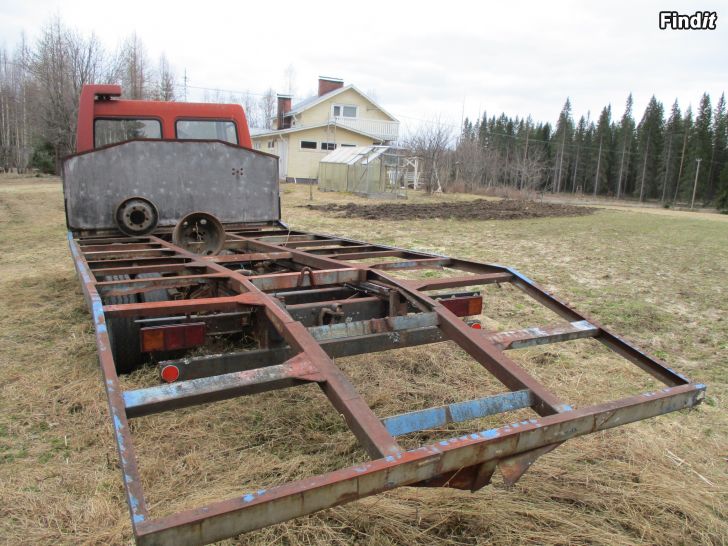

{"left": 30, "top": 142, "right": 55, "bottom": 174}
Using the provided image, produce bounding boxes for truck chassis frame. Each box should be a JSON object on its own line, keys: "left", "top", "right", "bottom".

{"left": 68, "top": 221, "right": 705, "bottom": 546}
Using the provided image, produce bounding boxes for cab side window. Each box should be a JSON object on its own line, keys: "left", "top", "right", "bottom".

{"left": 176, "top": 120, "right": 238, "bottom": 144}
{"left": 94, "top": 118, "right": 162, "bottom": 148}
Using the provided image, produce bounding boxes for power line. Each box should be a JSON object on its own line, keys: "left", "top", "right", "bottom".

{"left": 173, "top": 83, "right": 274, "bottom": 99}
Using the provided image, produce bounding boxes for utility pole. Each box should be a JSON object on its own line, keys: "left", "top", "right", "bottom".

{"left": 183, "top": 69, "right": 188, "bottom": 102}
{"left": 691, "top": 158, "right": 702, "bottom": 209}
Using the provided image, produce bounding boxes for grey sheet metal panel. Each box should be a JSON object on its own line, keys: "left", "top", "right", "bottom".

{"left": 63, "top": 140, "right": 280, "bottom": 230}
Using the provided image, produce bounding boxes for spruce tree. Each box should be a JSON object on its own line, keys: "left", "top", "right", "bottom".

{"left": 552, "top": 98, "right": 574, "bottom": 192}
{"left": 687, "top": 93, "right": 713, "bottom": 203}
{"left": 674, "top": 106, "right": 694, "bottom": 203}
{"left": 661, "top": 100, "right": 683, "bottom": 202}
{"left": 636, "top": 96, "right": 665, "bottom": 200}
{"left": 616, "top": 94, "right": 635, "bottom": 198}
{"left": 571, "top": 115, "right": 588, "bottom": 193}
{"left": 593, "top": 106, "right": 612, "bottom": 195}
{"left": 708, "top": 93, "right": 727, "bottom": 201}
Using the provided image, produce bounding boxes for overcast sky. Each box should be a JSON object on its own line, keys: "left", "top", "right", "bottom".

{"left": 2, "top": 0, "right": 726, "bottom": 134}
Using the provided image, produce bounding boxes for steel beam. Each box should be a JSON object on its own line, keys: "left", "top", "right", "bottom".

{"left": 209, "top": 251, "right": 292, "bottom": 263}
{"left": 247, "top": 268, "right": 363, "bottom": 291}
{"left": 91, "top": 263, "right": 197, "bottom": 277}
{"left": 382, "top": 390, "right": 534, "bottom": 436}
{"left": 488, "top": 320, "right": 598, "bottom": 350}
{"left": 83, "top": 248, "right": 176, "bottom": 260}
{"left": 369, "top": 257, "right": 451, "bottom": 271}
{"left": 411, "top": 273, "right": 513, "bottom": 291}
{"left": 104, "top": 293, "right": 260, "bottom": 318}
{"left": 96, "top": 273, "right": 228, "bottom": 297}
{"left": 124, "top": 355, "right": 323, "bottom": 418}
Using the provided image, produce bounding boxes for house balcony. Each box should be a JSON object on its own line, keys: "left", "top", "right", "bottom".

{"left": 330, "top": 116, "right": 399, "bottom": 142}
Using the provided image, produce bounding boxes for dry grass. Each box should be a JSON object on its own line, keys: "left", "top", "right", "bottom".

{"left": 0, "top": 177, "right": 726, "bottom": 545}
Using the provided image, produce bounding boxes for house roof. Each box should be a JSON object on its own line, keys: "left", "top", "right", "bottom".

{"left": 286, "top": 85, "right": 398, "bottom": 121}
{"left": 249, "top": 121, "right": 385, "bottom": 142}
{"left": 321, "top": 146, "right": 389, "bottom": 165}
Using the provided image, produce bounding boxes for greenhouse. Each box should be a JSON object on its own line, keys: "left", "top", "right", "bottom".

{"left": 318, "top": 146, "right": 416, "bottom": 198}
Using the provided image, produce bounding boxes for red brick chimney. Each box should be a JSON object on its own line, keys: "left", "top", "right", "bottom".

{"left": 277, "top": 94, "right": 292, "bottom": 129}
{"left": 318, "top": 76, "right": 344, "bottom": 96}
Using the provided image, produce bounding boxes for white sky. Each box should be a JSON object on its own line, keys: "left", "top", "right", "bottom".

{"left": 2, "top": 0, "right": 726, "bottom": 134}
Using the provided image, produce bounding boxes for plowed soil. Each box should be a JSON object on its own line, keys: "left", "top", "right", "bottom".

{"left": 303, "top": 199, "right": 595, "bottom": 221}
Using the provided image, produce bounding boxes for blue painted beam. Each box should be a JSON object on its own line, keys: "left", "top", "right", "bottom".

{"left": 382, "top": 390, "right": 533, "bottom": 436}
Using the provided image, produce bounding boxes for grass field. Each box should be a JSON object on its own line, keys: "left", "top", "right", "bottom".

{"left": 0, "top": 176, "right": 726, "bottom": 545}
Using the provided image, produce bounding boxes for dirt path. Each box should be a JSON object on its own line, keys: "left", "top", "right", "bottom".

{"left": 303, "top": 199, "right": 596, "bottom": 221}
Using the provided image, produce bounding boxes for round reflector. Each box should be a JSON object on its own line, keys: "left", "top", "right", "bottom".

{"left": 161, "top": 365, "right": 180, "bottom": 383}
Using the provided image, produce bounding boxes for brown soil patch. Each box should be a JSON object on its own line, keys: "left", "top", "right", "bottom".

{"left": 303, "top": 199, "right": 595, "bottom": 221}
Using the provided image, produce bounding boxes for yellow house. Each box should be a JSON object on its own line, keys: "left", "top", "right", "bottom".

{"left": 250, "top": 77, "right": 399, "bottom": 182}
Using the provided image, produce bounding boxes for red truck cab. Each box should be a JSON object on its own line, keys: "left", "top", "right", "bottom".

{"left": 75, "top": 84, "right": 252, "bottom": 153}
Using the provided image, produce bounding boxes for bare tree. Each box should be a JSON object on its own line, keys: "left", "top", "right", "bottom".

{"left": 405, "top": 119, "right": 452, "bottom": 193}
{"left": 118, "top": 32, "right": 149, "bottom": 99}
{"left": 0, "top": 44, "right": 33, "bottom": 172}
{"left": 25, "top": 17, "right": 106, "bottom": 162}
{"left": 512, "top": 146, "right": 548, "bottom": 191}
{"left": 152, "top": 54, "right": 175, "bottom": 101}
{"left": 452, "top": 138, "right": 486, "bottom": 191}
{"left": 240, "top": 91, "right": 259, "bottom": 128}
{"left": 259, "top": 88, "right": 276, "bottom": 130}
{"left": 283, "top": 64, "right": 296, "bottom": 96}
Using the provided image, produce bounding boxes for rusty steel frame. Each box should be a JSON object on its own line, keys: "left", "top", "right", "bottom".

{"left": 68, "top": 223, "right": 705, "bottom": 546}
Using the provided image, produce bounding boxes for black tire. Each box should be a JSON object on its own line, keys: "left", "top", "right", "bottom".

{"left": 105, "top": 274, "right": 143, "bottom": 374}
{"left": 135, "top": 272, "right": 169, "bottom": 303}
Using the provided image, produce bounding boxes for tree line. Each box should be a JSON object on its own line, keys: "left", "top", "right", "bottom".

{"left": 446, "top": 92, "right": 728, "bottom": 209}
{"left": 3, "top": 17, "right": 726, "bottom": 210}
{"left": 0, "top": 17, "right": 277, "bottom": 173}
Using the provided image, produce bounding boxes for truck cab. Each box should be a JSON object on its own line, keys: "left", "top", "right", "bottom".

{"left": 65, "top": 85, "right": 278, "bottom": 239}
{"left": 75, "top": 84, "right": 252, "bottom": 153}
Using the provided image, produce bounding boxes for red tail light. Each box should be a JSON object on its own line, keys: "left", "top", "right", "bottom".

{"left": 140, "top": 323, "right": 206, "bottom": 353}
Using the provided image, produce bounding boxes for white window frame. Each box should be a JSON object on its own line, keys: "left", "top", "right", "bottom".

{"left": 331, "top": 104, "right": 358, "bottom": 118}
{"left": 300, "top": 140, "right": 318, "bottom": 150}
{"left": 320, "top": 142, "right": 337, "bottom": 151}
